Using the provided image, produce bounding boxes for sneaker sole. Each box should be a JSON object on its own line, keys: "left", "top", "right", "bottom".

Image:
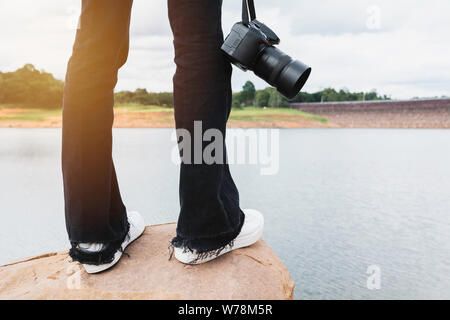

{"left": 83, "top": 212, "right": 145, "bottom": 274}
{"left": 174, "top": 209, "right": 264, "bottom": 265}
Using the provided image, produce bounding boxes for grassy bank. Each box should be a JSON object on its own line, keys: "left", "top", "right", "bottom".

{"left": 0, "top": 104, "right": 330, "bottom": 128}
{"left": 229, "top": 107, "right": 328, "bottom": 127}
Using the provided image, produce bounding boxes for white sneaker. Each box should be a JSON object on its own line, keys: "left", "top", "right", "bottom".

{"left": 81, "top": 211, "right": 145, "bottom": 274}
{"left": 174, "top": 209, "right": 264, "bottom": 265}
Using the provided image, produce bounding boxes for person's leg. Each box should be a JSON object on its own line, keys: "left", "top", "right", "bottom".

{"left": 168, "top": 0, "right": 245, "bottom": 253}
{"left": 62, "top": 0, "right": 133, "bottom": 264}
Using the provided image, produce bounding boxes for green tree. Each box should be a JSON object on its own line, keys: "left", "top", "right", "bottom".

{"left": 255, "top": 88, "right": 271, "bottom": 107}
{"left": 232, "top": 92, "right": 244, "bottom": 108}
{"left": 0, "top": 64, "right": 64, "bottom": 108}
{"left": 113, "top": 89, "right": 174, "bottom": 107}
{"left": 0, "top": 72, "right": 4, "bottom": 102}
{"left": 267, "top": 88, "right": 289, "bottom": 108}
{"left": 241, "top": 81, "right": 256, "bottom": 106}
{"left": 365, "top": 90, "right": 379, "bottom": 101}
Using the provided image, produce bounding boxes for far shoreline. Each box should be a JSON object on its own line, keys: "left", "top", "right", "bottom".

{"left": 1, "top": 99, "right": 449, "bottom": 129}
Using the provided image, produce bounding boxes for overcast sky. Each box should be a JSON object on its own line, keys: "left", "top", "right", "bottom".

{"left": 1, "top": 0, "right": 449, "bottom": 99}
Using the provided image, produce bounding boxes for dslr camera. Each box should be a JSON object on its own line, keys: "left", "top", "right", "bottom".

{"left": 222, "top": 0, "right": 311, "bottom": 99}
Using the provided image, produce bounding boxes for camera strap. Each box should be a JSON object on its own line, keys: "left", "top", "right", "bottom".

{"left": 242, "top": 0, "right": 257, "bottom": 25}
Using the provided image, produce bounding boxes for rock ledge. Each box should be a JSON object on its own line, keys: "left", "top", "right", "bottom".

{"left": 0, "top": 223, "right": 294, "bottom": 300}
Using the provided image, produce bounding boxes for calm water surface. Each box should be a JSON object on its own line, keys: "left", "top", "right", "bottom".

{"left": 1, "top": 128, "right": 450, "bottom": 299}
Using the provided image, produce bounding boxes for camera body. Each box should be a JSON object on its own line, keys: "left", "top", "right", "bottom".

{"left": 221, "top": 19, "right": 311, "bottom": 99}
{"left": 221, "top": 20, "right": 280, "bottom": 71}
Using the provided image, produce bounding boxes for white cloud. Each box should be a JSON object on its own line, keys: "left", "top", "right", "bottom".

{"left": 0, "top": 0, "right": 449, "bottom": 99}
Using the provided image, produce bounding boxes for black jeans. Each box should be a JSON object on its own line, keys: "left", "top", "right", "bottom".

{"left": 63, "top": 0, "right": 244, "bottom": 264}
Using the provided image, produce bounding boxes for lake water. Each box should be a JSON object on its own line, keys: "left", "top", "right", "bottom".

{"left": 1, "top": 128, "right": 450, "bottom": 299}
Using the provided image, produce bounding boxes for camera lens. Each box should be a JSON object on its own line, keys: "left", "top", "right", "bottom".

{"left": 254, "top": 46, "right": 311, "bottom": 99}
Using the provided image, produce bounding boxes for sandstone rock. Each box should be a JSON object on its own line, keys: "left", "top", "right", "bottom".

{"left": 0, "top": 223, "right": 294, "bottom": 300}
